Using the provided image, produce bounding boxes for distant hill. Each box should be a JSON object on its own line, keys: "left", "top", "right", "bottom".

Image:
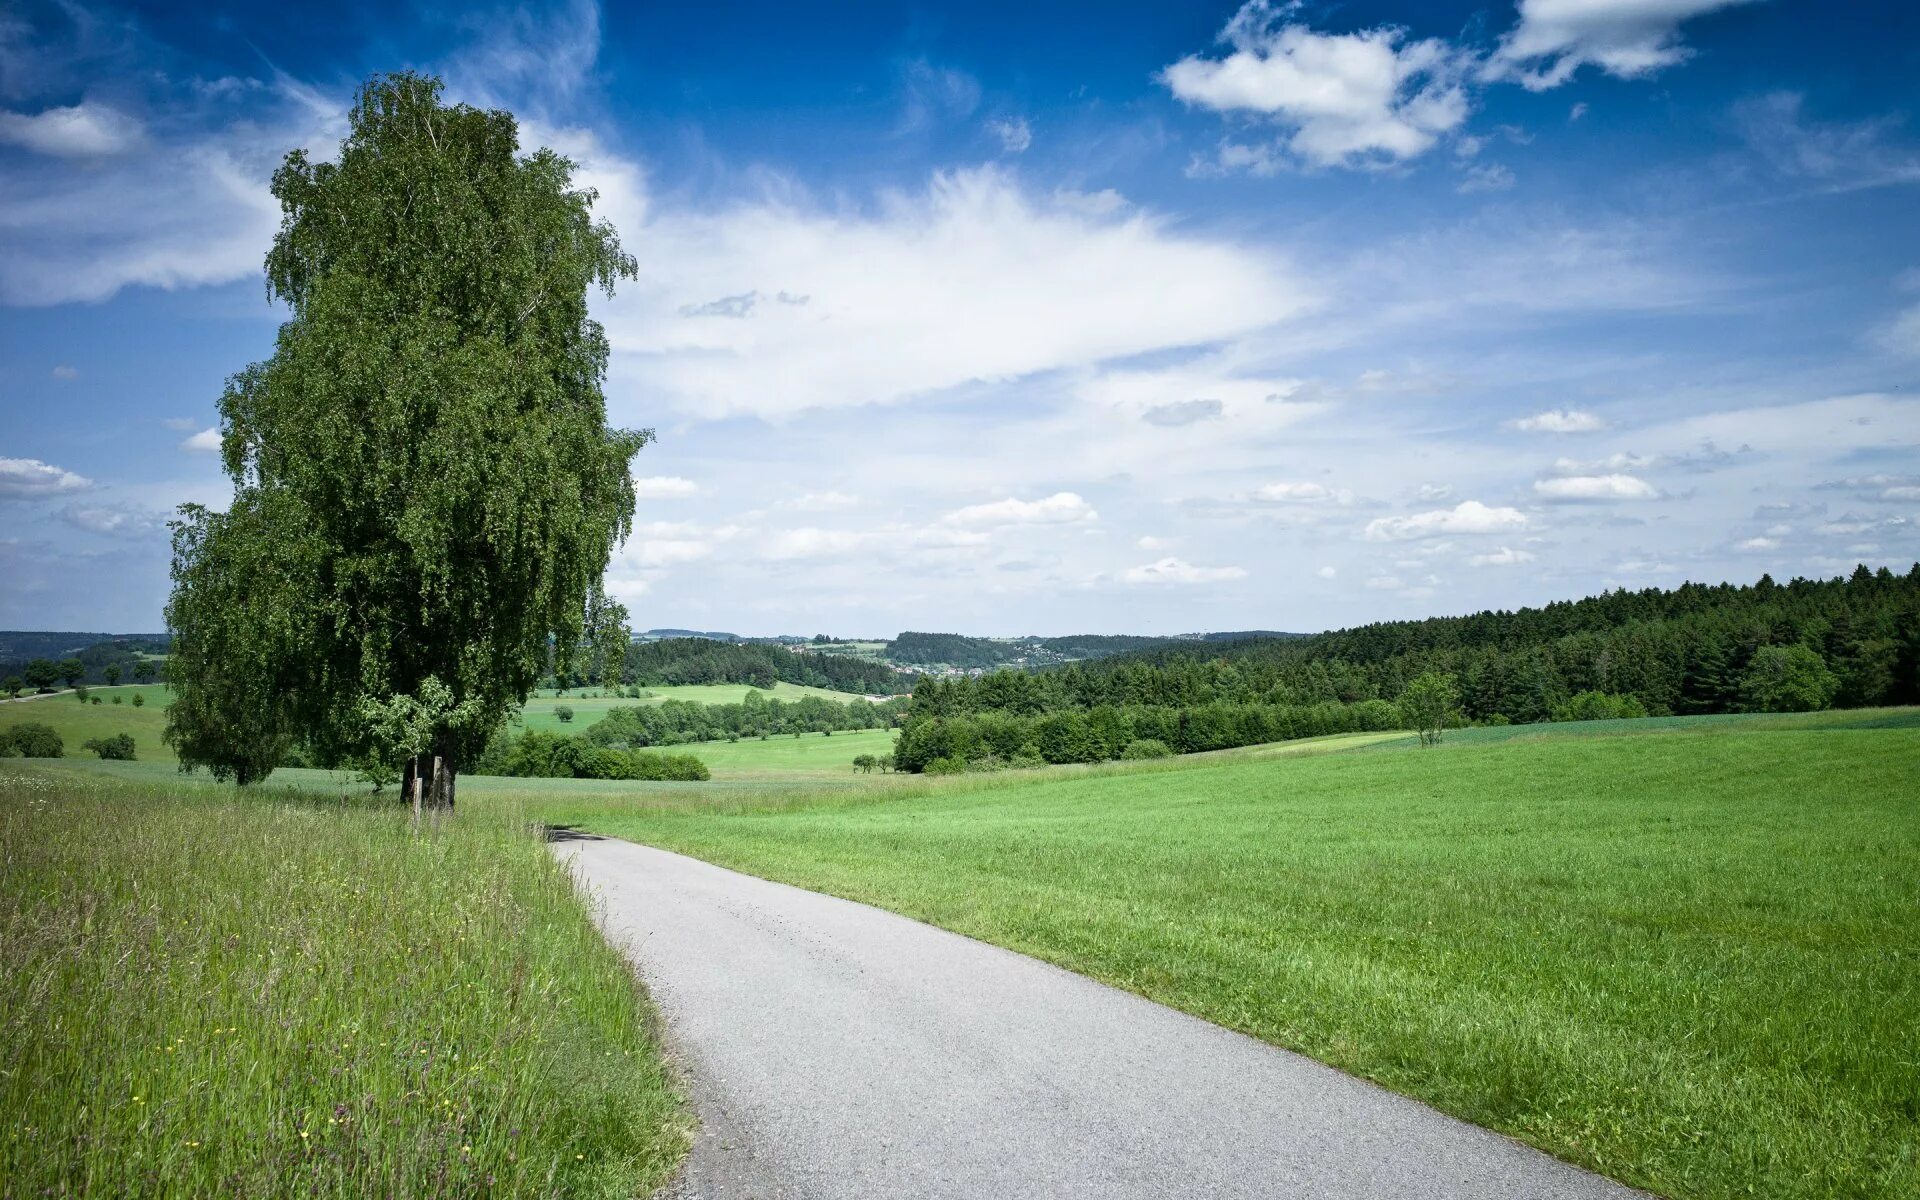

{"left": 634, "top": 628, "right": 743, "bottom": 643}
{"left": 0, "top": 632, "right": 170, "bottom": 686}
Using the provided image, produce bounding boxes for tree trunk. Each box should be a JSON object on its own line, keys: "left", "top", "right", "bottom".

{"left": 423, "top": 733, "right": 457, "bottom": 810}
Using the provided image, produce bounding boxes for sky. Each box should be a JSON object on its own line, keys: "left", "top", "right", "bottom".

{"left": 2, "top": 0, "right": 1918, "bottom": 637}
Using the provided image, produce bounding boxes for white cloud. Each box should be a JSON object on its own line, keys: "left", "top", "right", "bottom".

{"left": 1415, "top": 482, "right": 1454, "bottom": 502}
{"left": 1731, "top": 92, "right": 1920, "bottom": 192}
{"left": 1551, "top": 452, "right": 1657, "bottom": 473}
{"left": 1119, "top": 556, "right": 1248, "bottom": 585}
{"left": 1161, "top": 2, "right": 1472, "bottom": 168}
{"left": 633, "top": 475, "right": 698, "bottom": 498}
{"left": 1316, "top": 565, "right": 1337, "bottom": 578}
{"left": 1513, "top": 407, "right": 1606, "bottom": 433}
{"left": 1489, "top": 0, "right": 1763, "bottom": 91}
{"left": 1737, "top": 535, "right": 1779, "bottom": 551}
{"left": 986, "top": 116, "right": 1032, "bottom": 153}
{"left": 50, "top": 365, "right": 77, "bottom": 381}
{"left": 58, "top": 503, "right": 166, "bottom": 539}
{"left": 604, "top": 165, "right": 1305, "bottom": 418}
{"left": 1469, "top": 545, "right": 1537, "bottom": 566}
{"left": 1137, "top": 535, "right": 1173, "bottom": 550}
{"left": 181, "top": 427, "right": 221, "bottom": 453}
{"left": 1364, "top": 574, "right": 1404, "bottom": 590}
{"left": 1456, "top": 162, "right": 1515, "bottom": 193}
{"left": 1876, "top": 302, "right": 1920, "bottom": 357}
{"left": 1570, "top": 101, "right": 1589, "bottom": 121}
{"left": 1254, "top": 481, "right": 1352, "bottom": 504}
{"left": 0, "top": 457, "right": 92, "bottom": 499}
{"left": 0, "top": 101, "right": 143, "bottom": 158}
{"left": 1364, "top": 500, "right": 1529, "bottom": 541}
{"left": 778, "top": 491, "right": 860, "bottom": 512}
{"left": 943, "top": 492, "right": 1097, "bottom": 530}
{"left": 1534, "top": 473, "right": 1660, "bottom": 501}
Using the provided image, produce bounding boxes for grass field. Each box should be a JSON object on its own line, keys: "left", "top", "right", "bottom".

{"left": 2, "top": 685, "right": 174, "bottom": 760}
{"left": 560, "top": 715, "right": 1920, "bottom": 1200}
{"left": 0, "top": 767, "right": 686, "bottom": 1197}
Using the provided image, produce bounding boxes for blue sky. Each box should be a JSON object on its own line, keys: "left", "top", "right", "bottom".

{"left": 2, "top": 0, "right": 1918, "bottom": 636}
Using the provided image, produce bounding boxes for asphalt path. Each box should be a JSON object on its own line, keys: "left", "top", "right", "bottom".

{"left": 557, "top": 833, "right": 1646, "bottom": 1200}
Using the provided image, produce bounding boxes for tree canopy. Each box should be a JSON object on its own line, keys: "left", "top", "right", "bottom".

{"left": 166, "top": 72, "right": 646, "bottom": 800}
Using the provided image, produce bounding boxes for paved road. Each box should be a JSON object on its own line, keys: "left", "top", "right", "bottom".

{"left": 557, "top": 833, "right": 1646, "bottom": 1200}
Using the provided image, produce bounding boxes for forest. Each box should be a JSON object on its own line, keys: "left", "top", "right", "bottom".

{"left": 890, "top": 565, "right": 1919, "bottom": 772}
{"left": 620, "top": 637, "right": 904, "bottom": 695}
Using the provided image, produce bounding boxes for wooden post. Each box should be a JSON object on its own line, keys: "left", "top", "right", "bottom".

{"left": 410, "top": 755, "right": 422, "bottom": 825}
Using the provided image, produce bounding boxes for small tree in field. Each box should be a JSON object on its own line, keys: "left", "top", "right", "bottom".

{"left": 1399, "top": 671, "right": 1459, "bottom": 747}
{"left": 555, "top": 705, "right": 575, "bottom": 724}
{"left": 131, "top": 693, "right": 145, "bottom": 708}
{"left": 103, "top": 664, "right": 122, "bottom": 687}
{"left": 133, "top": 660, "right": 155, "bottom": 685}
{"left": 1739, "top": 645, "right": 1839, "bottom": 713}
{"left": 23, "top": 659, "right": 57, "bottom": 692}
{"left": 165, "top": 73, "right": 645, "bottom": 803}
{"left": 57, "top": 658, "right": 84, "bottom": 690}
{"left": 3, "top": 676, "right": 20, "bottom": 700}
{"left": 852, "top": 753, "right": 876, "bottom": 773}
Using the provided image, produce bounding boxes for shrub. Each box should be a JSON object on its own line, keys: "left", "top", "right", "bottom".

{"left": 1007, "top": 751, "right": 1046, "bottom": 770}
{"left": 555, "top": 705, "right": 575, "bottom": 724}
{"left": 90, "top": 697, "right": 101, "bottom": 705}
{"left": 1740, "top": 645, "right": 1840, "bottom": 713}
{"left": 2, "top": 724, "right": 63, "bottom": 758}
{"left": 82, "top": 734, "right": 137, "bottom": 760}
{"left": 131, "top": 694, "right": 145, "bottom": 708}
{"left": 1551, "top": 691, "right": 1649, "bottom": 723}
{"left": 1119, "top": 738, "right": 1174, "bottom": 760}
{"left": 922, "top": 756, "right": 967, "bottom": 775}
{"left": 111, "top": 695, "right": 123, "bottom": 705}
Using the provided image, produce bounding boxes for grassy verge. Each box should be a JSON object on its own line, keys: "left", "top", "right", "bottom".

{"left": 568, "top": 721, "right": 1920, "bottom": 1200}
{"left": 0, "top": 769, "right": 686, "bottom": 1198}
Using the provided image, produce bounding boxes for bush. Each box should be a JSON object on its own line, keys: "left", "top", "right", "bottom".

{"left": 1551, "top": 691, "right": 1649, "bottom": 723}
{"left": 112, "top": 695, "right": 123, "bottom": 704}
{"left": 555, "top": 705, "right": 575, "bottom": 723}
{"left": 1007, "top": 751, "right": 1046, "bottom": 770}
{"left": 1119, "top": 738, "right": 1174, "bottom": 760}
{"left": 131, "top": 694, "right": 145, "bottom": 708}
{"left": 90, "top": 697, "right": 102, "bottom": 705}
{"left": 473, "top": 730, "right": 708, "bottom": 781}
{"left": 2, "top": 723, "right": 63, "bottom": 758}
{"left": 82, "top": 733, "right": 137, "bottom": 760}
{"left": 922, "top": 756, "right": 967, "bottom": 775}
{"left": 1740, "top": 645, "right": 1840, "bottom": 713}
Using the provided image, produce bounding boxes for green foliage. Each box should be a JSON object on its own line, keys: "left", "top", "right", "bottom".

{"left": 555, "top": 705, "right": 575, "bottom": 724}
{"left": 1119, "top": 738, "right": 1174, "bottom": 760}
{"left": 1740, "top": 645, "right": 1840, "bottom": 713}
{"left": 3, "top": 676, "right": 20, "bottom": 699}
{"left": 132, "top": 660, "right": 156, "bottom": 684}
{"left": 1, "top": 723, "right": 63, "bottom": 757}
{"left": 476, "top": 730, "right": 709, "bottom": 781}
{"left": 1552, "top": 690, "right": 1648, "bottom": 722}
{"left": 1398, "top": 672, "right": 1459, "bottom": 747}
{"left": 103, "top": 665, "right": 122, "bottom": 687}
{"left": 0, "top": 774, "right": 686, "bottom": 1196}
{"left": 622, "top": 637, "right": 903, "bottom": 694}
{"left": 56, "top": 658, "right": 84, "bottom": 689}
{"left": 922, "top": 756, "right": 967, "bottom": 775}
{"left": 23, "top": 659, "right": 58, "bottom": 691}
{"left": 82, "top": 733, "right": 136, "bottom": 760}
{"left": 130, "top": 693, "right": 144, "bottom": 708}
{"left": 164, "top": 72, "right": 646, "bottom": 793}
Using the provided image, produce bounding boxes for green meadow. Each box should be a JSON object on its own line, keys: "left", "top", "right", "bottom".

{"left": 554, "top": 714, "right": 1920, "bottom": 1200}
{"left": 0, "top": 769, "right": 686, "bottom": 1198}
{"left": 2, "top": 686, "right": 175, "bottom": 760}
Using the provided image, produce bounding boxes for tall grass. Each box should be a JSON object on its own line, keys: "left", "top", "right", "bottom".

{"left": 0, "top": 770, "right": 685, "bottom": 1198}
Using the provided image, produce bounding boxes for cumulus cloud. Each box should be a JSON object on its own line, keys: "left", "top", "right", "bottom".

{"left": 603, "top": 165, "right": 1305, "bottom": 418}
{"left": 180, "top": 427, "right": 221, "bottom": 453}
{"left": 58, "top": 503, "right": 166, "bottom": 539}
{"left": 0, "top": 457, "right": 92, "bottom": 498}
{"left": 1489, "top": 0, "right": 1763, "bottom": 91}
{"left": 1119, "top": 556, "right": 1249, "bottom": 585}
{"left": 1162, "top": 2, "right": 1472, "bottom": 168}
{"left": 0, "top": 101, "right": 144, "bottom": 158}
{"left": 778, "top": 491, "right": 860, "bottom": 512}
{"left": 1142, "top": 398, "right": 1225, "bottom": 427}
{"left": 1255, "top": 481, "right": 1352, "bottom": 504}
{"left": 1535, "top": 473, "right": 1660, "bottom": 501}
{"left": 1513, "top": 407, "right": 1606, "bottom": 432}
{"left": 1469, "top": 545, "right": 1537, "bottom": 566}
{"left": 1364, "top": 500, "right": 1529, "bottom": 540}
{"left": 633, "top": 475, "right": 698, "bottom": 498}
{"left": 986, "top": 116, "right": 1032, "bottom": 153}
{"left": 943, "top": 492, "right": 1097, "bottom": 530}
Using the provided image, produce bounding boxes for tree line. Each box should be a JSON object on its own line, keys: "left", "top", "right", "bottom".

{"left": 885, "top": 565, "right": 1917, "bottom": 772}
{"left": 609, "top": 637, "right": 904, "bottom": 695}
{"left": 579, "top": 691, "right": 908, "bottom": 749}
